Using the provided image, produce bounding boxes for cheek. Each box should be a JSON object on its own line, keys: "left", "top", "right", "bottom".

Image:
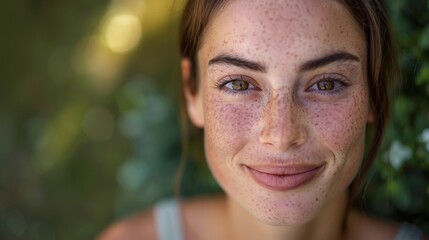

{"left": 204, "top": 96, "right": 260, "bottom": 151}
{"left": 308, "top": 91, "right": 369, "bottom": 193}
{"left": 203, "top": 95, "right": 261, "bottom": 189}
{"left": 310, "top": 92, "right": 369, "bottom": 154}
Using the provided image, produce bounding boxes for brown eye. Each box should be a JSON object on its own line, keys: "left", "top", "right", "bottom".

{"left": 317, "top": 80, "right": 335, "bottom": 91}
{"left": 307, "top": 75, "right": 347, "bottom": 95}
{"left": 231, "top": 80, "right": 249, "bottom": 91}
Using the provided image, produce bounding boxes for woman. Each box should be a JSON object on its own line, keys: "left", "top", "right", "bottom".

{"left": 99, "top": 0, "right": 426, "bottom": 239}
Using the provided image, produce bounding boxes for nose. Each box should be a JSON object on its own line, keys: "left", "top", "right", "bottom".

{"left": 259, "top": 92, "right": 307, "bottom": 152}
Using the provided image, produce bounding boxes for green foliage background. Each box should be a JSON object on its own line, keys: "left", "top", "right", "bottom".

{"left": 0, "top": 0, "right": 428, "bottom": 239}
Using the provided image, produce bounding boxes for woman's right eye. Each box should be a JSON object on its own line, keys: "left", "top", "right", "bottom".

{"left": 225, "top": 79, "right": 250, "bottom": 91}
{"left": 216, "top": 76, "right": 259, "bottom": 95}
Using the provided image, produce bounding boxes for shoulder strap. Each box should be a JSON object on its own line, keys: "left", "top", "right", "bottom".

{"left": 395, "top": 222, "right": 423, "bottom": 240}
{"left": 154, "top": 199, "right": 184, "bottom": 240}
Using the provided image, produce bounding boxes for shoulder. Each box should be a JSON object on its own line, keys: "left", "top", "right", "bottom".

{"left": 346, "top": 210, "right": 426, "bottom": 240}
{"left": 97, "top": 209, "right": 157, "bottom": 240}
{"left": 96, "top": 195, "right": 227, "bottom": 240}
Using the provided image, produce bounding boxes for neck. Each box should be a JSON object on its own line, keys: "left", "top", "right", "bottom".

{"left": 224, "top": 192, "right": 349, "bottom": 240}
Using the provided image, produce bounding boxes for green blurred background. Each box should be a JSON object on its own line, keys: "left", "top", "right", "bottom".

{"left": 0, "top": 0, "right": 428, "bottom": 239}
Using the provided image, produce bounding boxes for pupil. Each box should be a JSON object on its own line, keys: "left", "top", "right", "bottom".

{"left": 317, "top": 81, "right": 334, "bottom": 90}
{"left": 232, "top": 80, "right": 249, "bottom": 90}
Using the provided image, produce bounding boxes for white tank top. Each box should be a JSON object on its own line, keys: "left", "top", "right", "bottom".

{"left": 154, "top": 199, "right": 184, "bottom": 240}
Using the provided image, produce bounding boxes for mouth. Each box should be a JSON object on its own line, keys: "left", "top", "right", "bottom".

{"left": 243, "top": 163, "right": 325, "bottom": 192}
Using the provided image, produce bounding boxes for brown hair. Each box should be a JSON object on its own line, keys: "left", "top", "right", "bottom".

{"left": 178, "top": 0, "right": 398, "bottom": 201}
{"left": 341, "top": 0, "right": 398, "bottom": 200}
{"left": 180, "top": 0, "right": 228, "bottom": 94}
{"left": 175, "top": 0, "right": 228, "bottom": 196}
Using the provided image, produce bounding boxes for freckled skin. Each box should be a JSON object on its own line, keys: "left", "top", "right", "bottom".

{"left": 192, "top": 0, "right": 370, "bottom": 226}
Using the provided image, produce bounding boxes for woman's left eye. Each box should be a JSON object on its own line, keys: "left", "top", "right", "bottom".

{"left": 307, "top": 76, "right": 347, "bottom": 95}
{"left": 316, "top": 80, "right": 335, "bottom": 91}
{"left": 226, "top": 79, "right": 250, "bottom": 91}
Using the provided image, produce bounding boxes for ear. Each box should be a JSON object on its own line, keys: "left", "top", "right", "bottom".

{"left": 182, "top": 58, "right": 204, "bottom": 128}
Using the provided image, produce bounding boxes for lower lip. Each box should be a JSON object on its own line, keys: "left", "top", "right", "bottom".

{"left": 245, "top": 165, "right": 324, "bottom": 191}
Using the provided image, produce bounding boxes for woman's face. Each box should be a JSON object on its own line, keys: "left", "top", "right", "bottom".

{"left": 185, "top": 0, "right": 370, "bottom": 225}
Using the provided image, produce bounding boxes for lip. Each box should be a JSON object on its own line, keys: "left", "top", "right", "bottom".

{"left": 244, "top": 163, "right": 325, "bottom": 191}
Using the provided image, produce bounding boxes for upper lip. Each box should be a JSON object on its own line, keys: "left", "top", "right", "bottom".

{"left": 243, "top": 163, "right": 325, "bottom": 175}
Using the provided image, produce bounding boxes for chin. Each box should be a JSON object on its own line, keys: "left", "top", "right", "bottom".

{"left": 245, "top": 182, "right": 351, "bottom": 228}
{"left": 252, "top": 198, "right": 324, "bottom": 226}
{"left": 231, "top": 187, "right": 329, "bottom": 227}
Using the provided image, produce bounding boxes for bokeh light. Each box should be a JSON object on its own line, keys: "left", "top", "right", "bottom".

{"left": 71, "top": 36, "right": 123, "bottom": 93}
{"left": 104, "top": 14, "right": 142, "bottom": 53}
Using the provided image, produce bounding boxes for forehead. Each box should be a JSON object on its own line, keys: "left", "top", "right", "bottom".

{"left": 199, "top": 0, "right": 365, "bottom": 68}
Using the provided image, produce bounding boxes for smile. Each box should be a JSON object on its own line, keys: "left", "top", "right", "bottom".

{"left": 244, "top": 163, "right": 325, "bottom": 191}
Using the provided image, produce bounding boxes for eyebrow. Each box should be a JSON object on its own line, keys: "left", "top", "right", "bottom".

{"left": 208, "top": 51, "right": 360, "bottom": 73}
{"left": 208, "top": 54, "right": 267, "bottom": 72}
{"left": 299, "top": 51, "right": 360, "bottom": 71}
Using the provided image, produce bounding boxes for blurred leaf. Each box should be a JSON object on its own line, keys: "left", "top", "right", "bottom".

{"left": 389, "top": 180, "right": 412, "bottom": 211}
{"left": 419, "top": 25, "right": 429, "bottom": 49}
{"left": 416, "top": 63, "right": 429, "bottom": 85}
